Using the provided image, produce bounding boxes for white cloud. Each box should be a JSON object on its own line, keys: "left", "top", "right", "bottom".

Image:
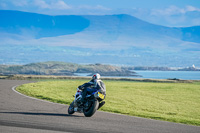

{"left": 33, "top": 0, "right": 71, "bottom": 10}
{"left": 34, "top": 0, "right": 49, "bottom": 9}
{"left": 78, "top": 5, "right": 111, "bottom": 11}
{"left": 186, "top": 5, "right": 200, "bottom": 12}
{"left": 68, "top": 5, "right": 111, "bottom": 15}
{"left": 142, "top": 5, "right": 200, "bottom": 27}
{"left": 151, "top": 5, "right": 200, "bottom": 16}
{"left": 0, "top": 0, "right": 27, "bottom": 8}
{"left": 54, "top": 0, "right": 71, "bottom": 10}
{"left": 12, "top": 0, "right": 28, "bottom": 7}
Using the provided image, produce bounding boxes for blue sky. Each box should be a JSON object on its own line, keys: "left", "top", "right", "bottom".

{"left": 0, "top": 0, "right": 200, "bottom": 27}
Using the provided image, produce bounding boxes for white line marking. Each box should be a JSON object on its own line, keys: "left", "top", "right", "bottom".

{"left": 12, "top": 85, "right": 162, "bottom": 120}
{"left": 11, "top": 85, "right": 195, "bottom": 126}
{"left": 12, "top": 85, "right": 134, "bottom": 117}
{"left": 12, "top": 85, "right": 143, "bottom": 118}
{"left": 12, "top": 85, "right": 65, "bottom": 106}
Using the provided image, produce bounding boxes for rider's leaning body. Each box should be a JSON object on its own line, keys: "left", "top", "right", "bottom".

{"left": 78, "top": 73, "right": 106, "bottom": 103}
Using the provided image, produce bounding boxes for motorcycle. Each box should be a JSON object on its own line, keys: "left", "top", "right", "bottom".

{"left": 68, "top": 87, "right": 105, "bottom": 117}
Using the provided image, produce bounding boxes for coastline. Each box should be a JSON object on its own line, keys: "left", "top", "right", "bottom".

{"left": 1, "top": 74, "right": 199, "bottom": 83}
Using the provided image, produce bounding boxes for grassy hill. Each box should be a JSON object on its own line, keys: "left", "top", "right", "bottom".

{"left": 0, "top": 61, "right": 136, "bottom": 76}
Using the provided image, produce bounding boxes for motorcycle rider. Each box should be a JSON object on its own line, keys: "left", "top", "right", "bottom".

{"left": 78, "top": 73, "right": 106, "bottom": 108}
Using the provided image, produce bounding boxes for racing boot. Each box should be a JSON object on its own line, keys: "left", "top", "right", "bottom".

{"left": 98, "top": 101, "right": 105, "bottom": 110}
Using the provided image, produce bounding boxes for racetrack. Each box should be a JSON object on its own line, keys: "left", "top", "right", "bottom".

{"left": 0, "top": 80, "right": 199, "bottom": 133}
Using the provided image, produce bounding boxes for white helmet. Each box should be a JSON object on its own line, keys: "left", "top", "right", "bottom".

{"left": 92, "top": 73, "right": 100, "bottom": 80}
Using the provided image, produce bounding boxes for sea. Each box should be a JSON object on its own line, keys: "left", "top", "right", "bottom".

{"left": 75, "top": 71, "right": 200, "bottom": 80}
{"left": 133, "top": 71, "right": 200, "bottom": 80}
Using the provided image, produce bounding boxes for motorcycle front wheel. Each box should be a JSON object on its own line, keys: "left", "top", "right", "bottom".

{"left": 68, "top": 102, "right": 75, "bottom": 115}
{"left": 84, "top": 100, "right": 99, "bottom": 117}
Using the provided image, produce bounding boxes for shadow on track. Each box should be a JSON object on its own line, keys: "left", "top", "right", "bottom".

{"left": 0, "top": 112, "right": 83, "bottom": 117}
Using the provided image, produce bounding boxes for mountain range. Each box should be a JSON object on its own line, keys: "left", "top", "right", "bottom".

{"left": 0, "top": 10, "right": 200, "bottom": 67}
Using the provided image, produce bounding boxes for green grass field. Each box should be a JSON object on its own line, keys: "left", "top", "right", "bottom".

{"left": 16, "top": 79, "right": 200, "bottom": 126}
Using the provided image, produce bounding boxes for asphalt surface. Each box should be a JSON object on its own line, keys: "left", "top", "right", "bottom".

{"left": 0, "top": 79, "right": 199, "bottom": 133}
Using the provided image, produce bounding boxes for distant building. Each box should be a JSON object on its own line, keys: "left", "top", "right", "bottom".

{"left": 192, "top": 64, "right": 195, "bottom": 68}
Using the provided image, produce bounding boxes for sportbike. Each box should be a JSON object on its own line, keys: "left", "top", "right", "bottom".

{"left": 68, "top": 88, "right": 105, "bottom": 117}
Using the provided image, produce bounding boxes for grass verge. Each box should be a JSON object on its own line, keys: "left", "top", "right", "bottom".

{"left": 16, "top": 79, "right": 200, "bottom": 126}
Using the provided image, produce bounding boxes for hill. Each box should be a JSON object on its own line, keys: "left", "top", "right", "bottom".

{"left": 0, "top": 61, "right": 137, "bottom": 76}
{"left": 0, "top": 10, "right": 89, "bottom": 38}
{"left": 0, "top": 10, "right": 200, "bottom": 66}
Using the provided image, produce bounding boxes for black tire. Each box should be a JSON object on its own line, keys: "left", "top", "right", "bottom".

{"left": 68, "top": 102, "right": 75, "bottom": 115}
{"left": 84, "top": 100, "right": 99, "bottom": 117}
